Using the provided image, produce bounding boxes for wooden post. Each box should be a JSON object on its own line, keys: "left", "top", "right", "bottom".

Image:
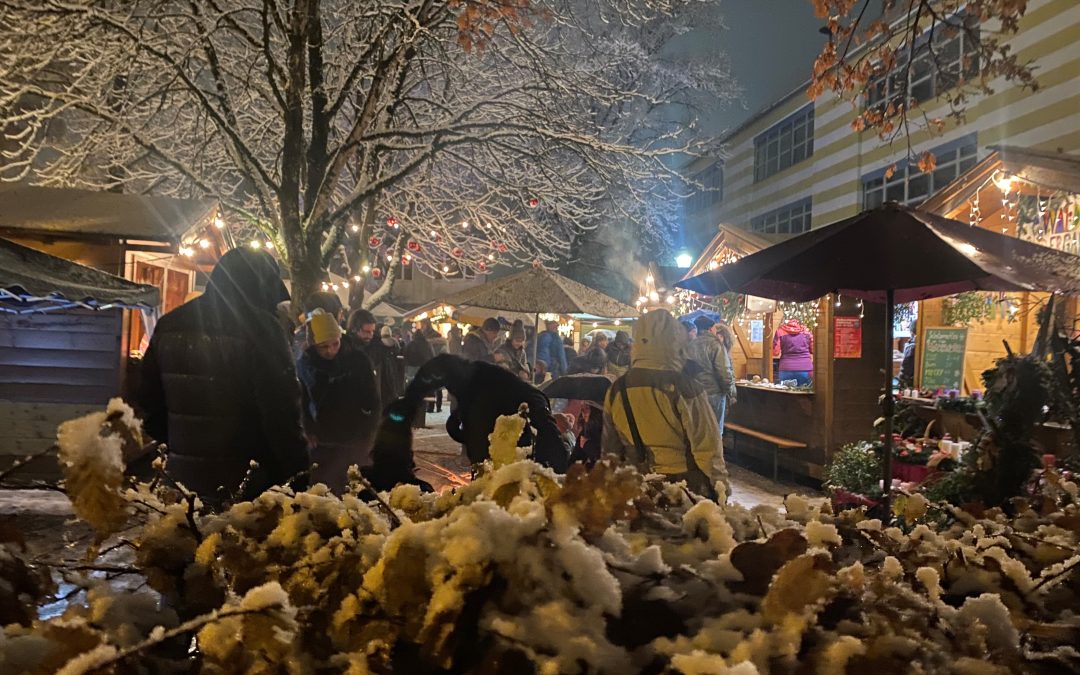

{"left": 763, "top": 311, "right": 774, "bottom": 382}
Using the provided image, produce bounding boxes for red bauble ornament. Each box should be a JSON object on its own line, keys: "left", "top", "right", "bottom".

{"left": 386, "top": 216, "right": 398, "bottom": 228}
{"left": 497, "top": 243, "right": 508, "bottom": 253}
{"left": 478, "top": 261, "right": 487, "bottom": 272}
{"left": 527, "top": 197, "right": 539, "bottom": 208}
{"left": 452, "top": 247, "right": 463, "bottom": 257}
{"left": 371, "top": 268, "right": 382, "bottom": 279}
{"left": 722, "top": 298, "right": 730, "bottom": 305}
{"left": 407, "top": 240, "right": 420, "bottom": 252}
{"left": 532, "top": 259, "right": 542, "bottom": 269}
{"left": 368, "top": 236, "right": 381, "bottom": 248}
{"left": 401, "top": 256, "right": 411, "bottom": 265}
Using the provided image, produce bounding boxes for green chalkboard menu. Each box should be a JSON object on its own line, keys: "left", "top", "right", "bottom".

{"left": 920, "top": 327, "right": 968, "bottom": 392}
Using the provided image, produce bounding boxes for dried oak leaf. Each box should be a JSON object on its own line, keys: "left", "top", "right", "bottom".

{"left": 729, "top": 528, "right": 808, "bottom": 596}
{"left": 761, "top": 553, "right": 834, "bottom": 623}
{"left": 546, "top": 460, "right": 640, "bottom": 539}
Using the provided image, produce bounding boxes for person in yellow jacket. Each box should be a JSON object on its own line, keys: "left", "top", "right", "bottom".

{"left": 602, "top": 309, "right": 728, "bottom": 499}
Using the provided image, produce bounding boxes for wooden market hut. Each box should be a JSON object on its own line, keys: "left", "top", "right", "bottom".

{"left": 0, "top": 184, "right": 221, "bottom": 358}
{"left": 685, "top": 226, "right": 889, "bottom": 481}
{"left": 0, "top": 237, "right": 160, "bottom": 481}
{"left": 917, "top": 145, "right": 1080, "bottom": 393}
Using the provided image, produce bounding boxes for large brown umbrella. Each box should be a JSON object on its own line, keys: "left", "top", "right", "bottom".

{"left": 442, "top": 267, "right": 639, "bottom": 374}
{"left": 676, "top": 203, "right": 1080, "bottom": 511}
{"left": 442, "top": 266, "right": 639, "bottom": 317}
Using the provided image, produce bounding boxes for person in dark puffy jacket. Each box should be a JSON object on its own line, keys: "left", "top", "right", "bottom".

{"left": 138, "top": 248, "right": 309, "bottom": 506}
{"left": 606, "top": 330, "right": 632, "bottom": 377}
{"left": 296, "top": 311, "right": 380, "bottom": 492}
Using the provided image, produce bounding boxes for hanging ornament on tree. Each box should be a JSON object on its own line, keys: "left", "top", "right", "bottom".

{"left": 371, "top": 268, "right": 382, "bottom": 279}
{"left": 368, "top": 236, "right": 381, "bottom": 248}
{"left": 532, "top": 259, "right": 542, "bottom": 269}
{"left": 386, "top": 217, "right": 398, "bottom": 228}
{"left": 497, "top": 243, "right": 508, "bottom": 253}
{"left": 527, "top": 197, "right": 539, "bottom": 208}
{"left": 452, "top": 247, "right": 463, "bottom": 258}
{"left": 401, "top": 255, "right": 411, "bottom": 265}
{"left": 478, "top": 261, "right": 488, "bottom": 273}
{"left": 407, "top": 240, "right": 421, "bottom": 252}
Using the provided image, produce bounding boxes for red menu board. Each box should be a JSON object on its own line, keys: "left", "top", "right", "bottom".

{"left": 834, "top": 316, "right": 862, "bottom": 359}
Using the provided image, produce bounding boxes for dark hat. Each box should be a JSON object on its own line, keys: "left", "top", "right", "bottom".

{"left": 693, "top": 315, "right": 715, "bottom": 331}
{"left": 482, "top": 317, "right": 501, "bottom": 332}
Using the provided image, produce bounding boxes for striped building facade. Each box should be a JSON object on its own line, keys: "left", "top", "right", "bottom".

{"left": 683, "top": 0, "right": 1080, "bottom": 246}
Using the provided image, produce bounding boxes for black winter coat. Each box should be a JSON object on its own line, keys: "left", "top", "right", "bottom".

{"left": 138, "top": 249, "right": 309, "bottom": 504}
{"left": 363, "top": 337, "right": 405, "bottom": 408}
{"left": 296, "top": 342, "right": 380, "bottom": 448}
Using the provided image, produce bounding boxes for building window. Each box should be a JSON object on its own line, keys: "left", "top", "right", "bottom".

{"left": 867, "top": 16, "right": 980, "bottom": 110}
{"left": 397, "top": 261, "right": 414, "bottom": 281}
{"left": 754, "top": 105, "right": 814, "bottom": 182}
{"left": 687, "top": 163, "right": 723, "bottom": 214}
{"left": 862, "top": 135, "right": 977, "bottom": 208}
{"left": 750, "top": 197, "right": 812, "bottom": 234}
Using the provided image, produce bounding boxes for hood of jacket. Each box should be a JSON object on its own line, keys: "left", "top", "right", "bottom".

{"left": 716, "top": 322, "right": 734, "bottom": 348}
{"left": 613, "top": 330, "right": 631, "bottom": 346}
{"left": 205, "top": 248, "right": 289, "bottom": 315}
{"left": 631, "top": 309, "right": 686, "bottom": 371}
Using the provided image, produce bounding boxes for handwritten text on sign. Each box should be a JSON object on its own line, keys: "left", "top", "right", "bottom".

{"left": 920, "top": 327, "right": 968, "bottom": 392}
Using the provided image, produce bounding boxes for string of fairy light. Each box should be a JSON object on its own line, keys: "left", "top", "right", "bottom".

{"left": 969, "top": 170, "right": 1080, "bottom": 240}
{"left": 172, "top": 196, "right": 551, "bottom": 293}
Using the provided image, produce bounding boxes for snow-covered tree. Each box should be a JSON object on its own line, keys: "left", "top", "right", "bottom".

{"left": 0, "top": 0, "right": 734, "bottom": 308}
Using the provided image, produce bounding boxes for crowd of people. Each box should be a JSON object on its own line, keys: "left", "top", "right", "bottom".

{"left": 137, "top": 249, "right": 740, "bottom": 508}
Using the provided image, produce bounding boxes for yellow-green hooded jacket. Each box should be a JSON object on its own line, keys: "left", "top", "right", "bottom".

{"left": 602, "top": 310, "right": 725, "bottom": 487}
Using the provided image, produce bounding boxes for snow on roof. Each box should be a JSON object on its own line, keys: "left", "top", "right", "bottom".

{"left": 0, "top": 237, "right": 160, "bottom": 312}
{"left": 0, "top": 184, "right": 217, "bottom": 244}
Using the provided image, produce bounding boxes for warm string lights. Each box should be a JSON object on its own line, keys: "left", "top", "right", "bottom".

{"left": 969, "top": 170, "right": 1080, "bottom": 242}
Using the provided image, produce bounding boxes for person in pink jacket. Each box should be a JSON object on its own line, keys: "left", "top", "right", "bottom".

{"left": 773, "top": 319, "right": 814, "bottom": 386}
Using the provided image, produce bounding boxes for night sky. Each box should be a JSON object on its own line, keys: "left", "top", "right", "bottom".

{"left": 677, "top": 0, "right": 827, "bottom": 137}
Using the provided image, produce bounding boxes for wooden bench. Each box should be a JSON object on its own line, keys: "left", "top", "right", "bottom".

{"left": 724, "top": 422, "right": 808, "bottom": 481}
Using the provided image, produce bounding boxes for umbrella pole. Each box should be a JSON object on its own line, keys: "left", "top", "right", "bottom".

{"left": 882, "top": 289, "right": 895, "bottom": 517}
{"left": 532, "top": 312, "right": 540, "bottom": 382}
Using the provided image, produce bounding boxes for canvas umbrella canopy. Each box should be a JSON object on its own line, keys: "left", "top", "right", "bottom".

{"left": 442, "top": 266, "right": 640, "bottom": 376}
{"left": 676, "top": 203, "right": 1080, "bottom": 512}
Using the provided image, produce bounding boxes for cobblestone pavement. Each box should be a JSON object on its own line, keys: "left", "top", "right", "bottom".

{"left": 411, "top": 408, "right": 821, "bottom": 509}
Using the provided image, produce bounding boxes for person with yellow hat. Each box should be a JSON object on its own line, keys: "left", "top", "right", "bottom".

{"left": 296, "top": 309, "right": 380, "bottom": 492}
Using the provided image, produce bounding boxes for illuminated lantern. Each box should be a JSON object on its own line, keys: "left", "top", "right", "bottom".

{"left": 371, "top": 268, "right": 382, "bottom": 279}
{"left": 368, "top": 236, "right": 381, "bottom": 248}
{"left": 386, "top": 216, "right": 398, "bottom": 228}
{"left": 527, "top": 197, "right": 539, "bottom": 208}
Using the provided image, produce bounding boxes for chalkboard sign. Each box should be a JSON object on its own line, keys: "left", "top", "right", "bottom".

{"left": 920, "top": 327, "right": 968, "bottom": 392}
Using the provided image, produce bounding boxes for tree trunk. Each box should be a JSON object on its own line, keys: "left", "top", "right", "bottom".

{"left": 290, "top": 242, "right": 326, "bottom": 316}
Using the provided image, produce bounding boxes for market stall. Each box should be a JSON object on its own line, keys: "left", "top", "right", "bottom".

{"left": 912, "top": 145, "right": 1080, "bottom": 398}
{"left": 440, "top": 266, "right": 639, "bottom": 372}
{"left": 677, "top": 227, "right": 887, "bottom": 479}
{"left": 678, "top": 204, "right": 1080, "bottom": 496}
